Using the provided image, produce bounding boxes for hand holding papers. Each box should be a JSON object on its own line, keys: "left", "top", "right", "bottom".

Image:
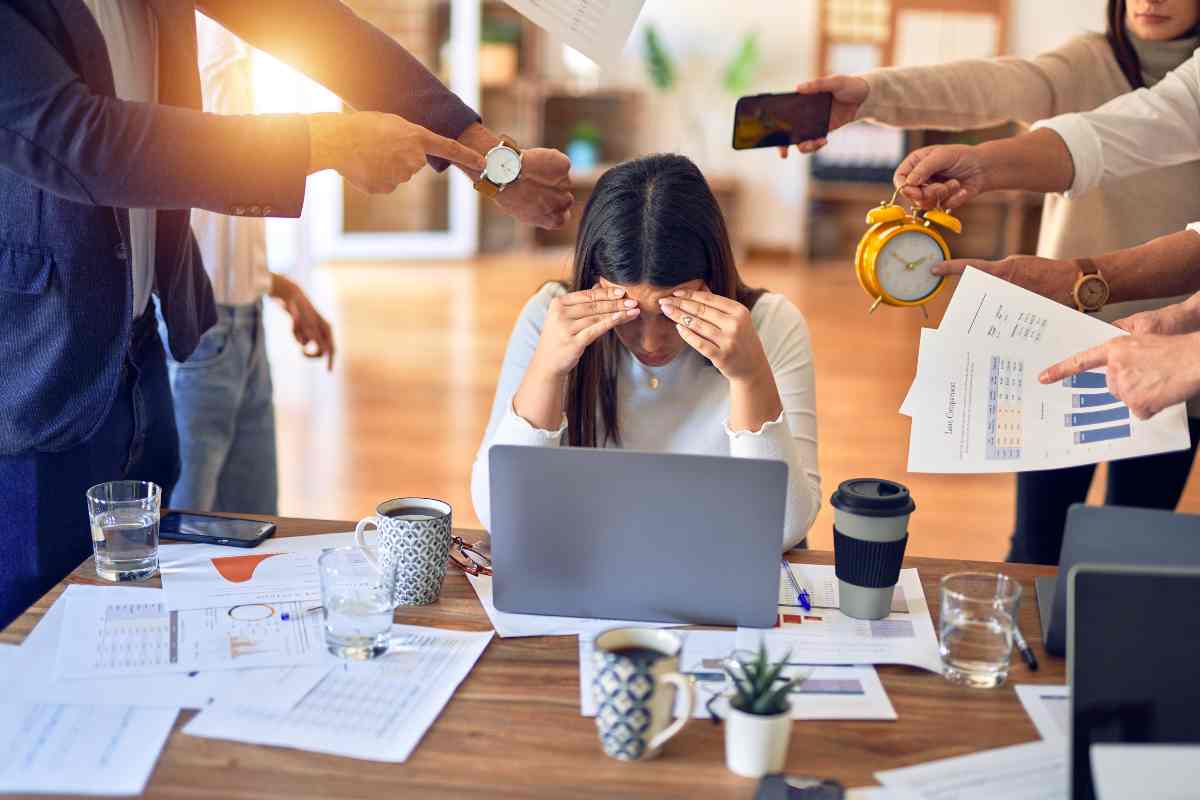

{"left": 904, "top": 267, "right": 1190, "bottom": 472}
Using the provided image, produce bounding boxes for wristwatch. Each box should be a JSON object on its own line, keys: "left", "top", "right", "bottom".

{"left": 473, "top": 136, "right": 522, "bottom": 197}
{"left": 1071, "top": 258, "right": 1110, "bottom": 313}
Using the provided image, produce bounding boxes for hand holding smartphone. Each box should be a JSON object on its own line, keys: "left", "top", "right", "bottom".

{"left": 732, "top": 91, "right": 833, "bottom": 150}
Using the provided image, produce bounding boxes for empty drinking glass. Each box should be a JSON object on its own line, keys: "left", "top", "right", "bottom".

{"left": 939, "top": 572, "right": 1022, "bottom": 688}
{"left": 86, "top": 481, "right": 161, "bottom": 582}
{"left": 319, "top": 546, "right": 394, "bottom": 660}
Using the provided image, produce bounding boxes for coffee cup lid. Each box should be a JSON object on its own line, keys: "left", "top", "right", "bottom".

{"left": 830, "top": 478, "right": 915, "bottom": 518}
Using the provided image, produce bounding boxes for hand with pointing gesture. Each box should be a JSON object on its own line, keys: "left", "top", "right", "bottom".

{"left": 307, "top": 111, "right": 486, "bottom": 194}
{"left": 1039, "top": 332, "right": 1200, "bottom": 420}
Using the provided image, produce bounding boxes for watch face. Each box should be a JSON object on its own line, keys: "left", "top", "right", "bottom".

{"left": 875, "top": 231, "right": 945, "bottom": 302}
{"left": 1076, "top": 275, "right": 1109, "bottom": 310}
{"left": 485, "top": 146, "right": 521, "bottom": 185}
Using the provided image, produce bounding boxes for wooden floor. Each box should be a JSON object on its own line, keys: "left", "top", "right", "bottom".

{"left": 263, "top": 253, "right": 1200, "bottom": 561}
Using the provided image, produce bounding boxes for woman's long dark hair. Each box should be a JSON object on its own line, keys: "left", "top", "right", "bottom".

{"left": 563, "top": 153, "right": 764, "bottom": 448}
{"left": 1108, "top": 0, "right": 1146, "bottom": 89}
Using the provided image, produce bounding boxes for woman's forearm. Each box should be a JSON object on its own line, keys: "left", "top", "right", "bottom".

{"left": 728, "top": 371, "right": 784, "bottom": 434}
{"left": 512, "top": 362, "right": 567, "bottom": 431}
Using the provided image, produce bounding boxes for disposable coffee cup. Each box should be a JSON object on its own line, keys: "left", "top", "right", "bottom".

{"left": 831, "top": 478, "right": 915, "bottom": 620}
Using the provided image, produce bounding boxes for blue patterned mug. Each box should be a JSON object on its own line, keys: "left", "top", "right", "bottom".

{"left": 592, "top": 628, "right": 696, "bottom": 761}
{"left": 354, "top": 497, "right": 451, "bottom": 607}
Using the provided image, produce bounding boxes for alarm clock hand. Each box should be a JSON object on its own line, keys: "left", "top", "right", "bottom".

{"left": 904, "top": 255, "right": 933, "bottom": 271}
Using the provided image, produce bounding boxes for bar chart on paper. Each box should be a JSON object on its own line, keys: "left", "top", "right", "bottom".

{"left": 1063, "top": 371, "right": 1131, "bottom": 444}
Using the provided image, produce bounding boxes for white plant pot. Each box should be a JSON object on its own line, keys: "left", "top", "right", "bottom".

{"left": 724, "top": 703, "right": 792, "bottom": 778}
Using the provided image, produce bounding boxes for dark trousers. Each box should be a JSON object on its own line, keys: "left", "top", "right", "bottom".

{"left": 0, "top": 309, "right": 180, "bottom": 629}
{"left": 1008, "top": 417, "right": 1200, "bottom": 564}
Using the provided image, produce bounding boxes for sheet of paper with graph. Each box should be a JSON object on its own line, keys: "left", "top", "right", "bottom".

{"left": 904, "top": 267, "right": 1191, "bottom": 473}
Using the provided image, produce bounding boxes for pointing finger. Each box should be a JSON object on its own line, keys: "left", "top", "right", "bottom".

{"left": 1039, "top": 343, "right": 1110, "bottom": 384}
{"left": 420, "top": 129, "right": 487, "bottom": 171}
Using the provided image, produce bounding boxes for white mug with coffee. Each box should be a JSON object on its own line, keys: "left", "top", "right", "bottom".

{"left": 354, "top": 497, "right": 452, "bottom": 607}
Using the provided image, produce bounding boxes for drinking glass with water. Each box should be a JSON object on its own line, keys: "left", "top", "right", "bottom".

{"left": 319, "top": 546, "right": 394, "bottom": 660}
{"left": 86, "top": 481, "right": 161, "bottom": 582}
{"left": 939, "top": 572, "right": 1022, "bottom": 689}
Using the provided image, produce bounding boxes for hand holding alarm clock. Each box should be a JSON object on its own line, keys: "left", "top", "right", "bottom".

{"left": 854, "top": 188, "right": 962, "bottom": 313}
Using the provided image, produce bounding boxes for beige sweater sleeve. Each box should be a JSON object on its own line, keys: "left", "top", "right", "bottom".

{"left": 857, "top": 35, "right": 1113, "bottom": 131}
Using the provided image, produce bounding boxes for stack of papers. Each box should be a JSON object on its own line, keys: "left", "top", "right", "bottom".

{"left": 903, "top": 267, "right": 1190, "bottom": 473}
{"left": 3, "top": 532, "right": 496, "bottom": 791}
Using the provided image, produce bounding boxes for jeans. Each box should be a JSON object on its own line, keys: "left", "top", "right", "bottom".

{"left": 0, "top": 307, "right": 180, "bottom": 629}
{"left": 166, "top": 301, "right": 278, "bottom": 515}
{"left": 1008, "top": 416, "right": 1200, "bottom": 564}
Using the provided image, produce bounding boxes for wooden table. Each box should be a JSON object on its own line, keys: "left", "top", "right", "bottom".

{"left": 1, "top": 515, "right": 1061, "bottom": 799}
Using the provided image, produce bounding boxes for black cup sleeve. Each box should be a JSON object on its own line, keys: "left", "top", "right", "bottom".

{"left": 834, "top": 527, "right": 908, "bottom": 588}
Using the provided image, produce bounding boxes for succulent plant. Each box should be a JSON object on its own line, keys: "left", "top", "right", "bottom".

{"left": 724, "top": 642, "right": 804, "bottom": 716}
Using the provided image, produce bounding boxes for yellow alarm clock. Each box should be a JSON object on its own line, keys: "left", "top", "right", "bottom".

{"left": 854, "top": 189, "right": 962, "bottom": 313}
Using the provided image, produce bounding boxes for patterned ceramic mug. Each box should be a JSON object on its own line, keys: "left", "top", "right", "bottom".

{"left": 354, "top": 497, "right": 452, "bottom": 607}
{"left": 592, "top": 628, "right": 696, "bottom": 761}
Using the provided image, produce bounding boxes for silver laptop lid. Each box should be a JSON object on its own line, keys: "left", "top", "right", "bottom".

{"left": 488, "top": 445, "right": 786, "bottom": 628}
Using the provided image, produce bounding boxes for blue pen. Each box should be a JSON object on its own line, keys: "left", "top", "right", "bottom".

{"left": 797, "top": 589, "right": 811, "bottom": 612}
{"left": 782, "top": 560, "right": 811, "bottom": 612}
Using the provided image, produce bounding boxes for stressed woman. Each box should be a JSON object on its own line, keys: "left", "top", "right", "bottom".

{"left": 470, "top": 154, "right": 820, "bottom": 550}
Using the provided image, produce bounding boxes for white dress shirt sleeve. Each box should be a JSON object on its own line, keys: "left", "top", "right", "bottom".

{"left": 726, "top": 297, "right": 822, "bottom": 551}
{"left": 470, "top": 285, "right": 564, "bottom": 531}
{"left": 1032, "top": 48, "right": 1200, "bottom": 197}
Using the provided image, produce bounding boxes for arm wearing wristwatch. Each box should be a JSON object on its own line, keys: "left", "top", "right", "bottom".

{"left": 931, "top": 227, "right": 1200, "bottom": 310}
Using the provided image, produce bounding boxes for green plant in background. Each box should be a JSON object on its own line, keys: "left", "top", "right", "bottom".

{"left": 643, "top": 24, "right": 675, "bottom": 91}
{"left": 569, "top": 121, "right": 602, "bottom": 145}
{"left": 722, "top": 32, "right": 761, "bottom": 95}
{"left": 724, "top": 643, "right": 804, "bottom": 715}
{"left": 481, "top": 17, "right": 521, "bottom": 44}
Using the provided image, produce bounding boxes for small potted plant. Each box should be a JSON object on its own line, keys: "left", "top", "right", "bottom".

{"left": 565, "top": 121, "right": 602, "bottom": 171}
{"left": 723, "top": 644, "right": 803, "bottom": 778}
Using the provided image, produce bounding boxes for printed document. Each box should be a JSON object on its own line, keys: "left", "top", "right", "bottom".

{"left": 579, "top": 630, "right": 896, "bottom": 721}
{"left": 740, "top": 568, "right": 942, "bottom": 673}
{"left": 1091, "top": 744, "right": 1200, "bottom": 800}
{"left": 1015, "top": 684, "right": 1069, "bottom": 742}
{"left": 905, "top": 268, "right": 1190, "bottom": 472}
{"left": 0, "top": 647, "right": 177, "bottom": 796}
{"left": 56, "top": 587, "right": 328, "bottom": 679}
{"left": 159, "top": 530, "right": 366, "bottom": 611}
{"left": 875, "top": 739, "right": 1066, "bottom": 799}
{"left": 502, "top": 0, "right": 645, "bottom": 68}
{"left": 466, "top": 573, "right": 674, "bottom": 637}
{"left": 9, "top": 586, "right": 230, "bottom": 708}
{"left": 780, "top": 563, "right": 907, "bottom": 614}
{"left": 183, "top": 626, "right": 492, "bottom": 762}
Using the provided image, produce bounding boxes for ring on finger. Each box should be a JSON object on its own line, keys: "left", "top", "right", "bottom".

{"left": 682, "top": 315, "right": 694, "bottom": 327}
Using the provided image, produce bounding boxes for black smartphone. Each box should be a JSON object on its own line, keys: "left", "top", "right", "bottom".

{"left": 755, "top": 775, "right": 845, "bottom": 800}
{"left": 159, "top": 511, "right": 276, "bottom": 548}
{"left": 732, "top": 91, "right": 833, "bottom": 150}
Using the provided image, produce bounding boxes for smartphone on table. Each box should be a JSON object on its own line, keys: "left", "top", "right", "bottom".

{"left": 159, "top": 511, "right": 276, "bottom": 548}
{"left": 732, "top": 91, "right": 833, "bottom": 150}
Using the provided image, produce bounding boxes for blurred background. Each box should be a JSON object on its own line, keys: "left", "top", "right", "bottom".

{"left": 235, "top": 1, "right": 1190, "bottom": 560}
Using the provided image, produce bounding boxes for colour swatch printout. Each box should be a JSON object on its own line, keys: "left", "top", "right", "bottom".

{"left": 904, "top": 268, "right": 1191, "bottom": 473}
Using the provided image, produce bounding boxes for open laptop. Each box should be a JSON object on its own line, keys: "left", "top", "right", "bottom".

{"left": 1039, "top": 504, "right": 1200, "bottom": 657}
{"left": 1067, "top": 563, "right": 1200, "bottom": 800}
{"left": 487, "top": 445, "right": 786, "bottom": 628}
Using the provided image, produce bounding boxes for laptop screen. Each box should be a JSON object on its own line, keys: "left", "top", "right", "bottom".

{"left": 1070, "top": 567, "right": 1200, "bottom": 800}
